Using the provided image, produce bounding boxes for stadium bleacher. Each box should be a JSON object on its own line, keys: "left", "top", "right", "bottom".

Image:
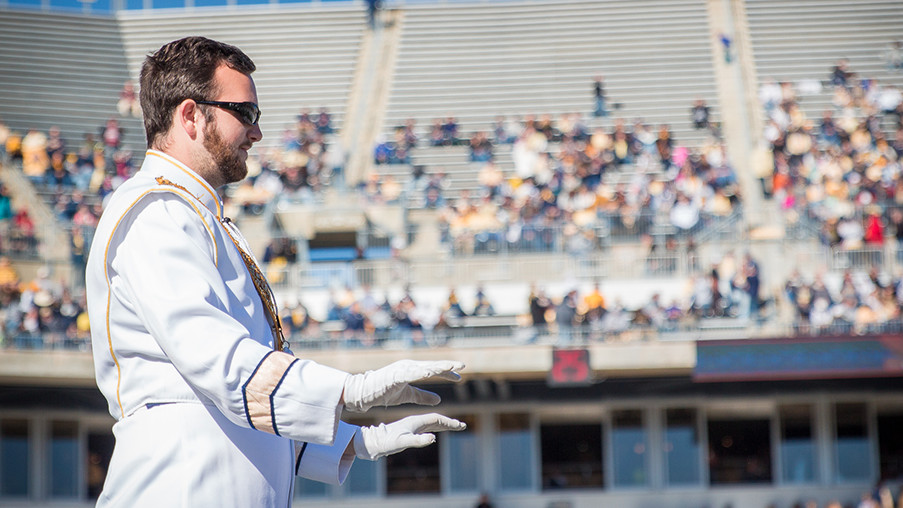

{"left": 378, "top": 0, "right": 721, "bottom": 195}
{"left": 1, "top": 0, "right": 901, "bottom": 348}
{"left": 2, "top": 1, "right": 903, "bottom": 507}
{"left": 117, "top": 4, "right": 368, "bottom": 152}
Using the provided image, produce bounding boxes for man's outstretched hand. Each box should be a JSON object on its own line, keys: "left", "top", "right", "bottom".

{"left": 353, "top": 413, "right": 466, "bottom": 460}
{"left": 342, "top": 360, "right": 464, "bottom": 413}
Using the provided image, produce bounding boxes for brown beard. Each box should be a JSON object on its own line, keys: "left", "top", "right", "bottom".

{"left": 203, "top": 118, "right": 248, "bottom": 186}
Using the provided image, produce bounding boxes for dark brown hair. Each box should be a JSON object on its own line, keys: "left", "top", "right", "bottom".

{"left": 139, "top": 36, "right": 256, "bottom": 148}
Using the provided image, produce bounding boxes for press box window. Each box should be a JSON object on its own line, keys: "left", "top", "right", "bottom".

{"left": 1, "top": 419, "right": 30, "bottom": 497}
{"left": 498, "top": 413, "right": 533, "bottom": 491}
{"left": 611, "top": 409, "right": 648, "bottom": 488}
{"left": 779, "top": 404, "right": 815, "bottom": 484}
{"left": 344, "top": 453, "right": 379, "bottom": 497}
{"left": 87, "top": 432, "right": 114, "bottom": 500}
{"left": 878, "top": 408, "right": 903, "bottom": 482}
{"left": 708, "top": 418, "right": 772, "bottom": 485}
{"left": 540, "top": 423, "right": 603, "bottom": 490}
{"left": 447, "top": 414, "right": 479, "bottom": 493}
{"left": 386, "top": 435, "right": 439, "bottom": 494}
{"left": 835, "top": 402, "right": 871, "bottom": 483}
{"left": 48, "top": 421, "right": 79, "bottom": 498}
{"left": 664, "top": 408, "right": 701, "bottom": 486}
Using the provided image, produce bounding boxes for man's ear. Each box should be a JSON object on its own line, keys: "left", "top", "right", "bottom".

{"left": 175, "top": 99, "right": 202, "bottom": 139}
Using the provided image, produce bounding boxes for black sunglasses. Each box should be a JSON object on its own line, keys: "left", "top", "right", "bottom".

{"left": 196, "top": 100, "right": 261, "bottom": 126}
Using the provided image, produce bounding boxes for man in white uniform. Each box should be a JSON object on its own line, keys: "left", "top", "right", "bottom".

{"left": 86, "top": 36, "right": 465, "bottom": 507}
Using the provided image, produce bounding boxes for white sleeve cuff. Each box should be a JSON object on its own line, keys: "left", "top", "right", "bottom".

{"left": 272, "top": 361, "right": 350, "bottom": 443}
{"left": 295, "top": 421, "right": 358, "bottom": 485}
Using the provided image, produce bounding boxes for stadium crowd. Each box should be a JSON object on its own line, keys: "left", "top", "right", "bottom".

{"left": 268, "top": 252, "right": 903, "bottom": 349}
{"left": 0, "top": 100, "right": 350, "bottom": 273}
{"left": 3, "top": 62, "right": 903, "bottom": 351}
{"left": 370, "top": 112, "right": 740, "bottom": 256}
{"left": 4, "top": 242, "right": 903, "bottom": 353}
{"left": 756, "top": 62, "right": 903, "bottom": 250}
{"left": 1, "top": 115, "right": 131, "bottom": 267}
{"left": 213, "top": 107, "right": 348, "bottom": 214}
{"left": 0, "top": 258, "right": 89, "bottom": 350}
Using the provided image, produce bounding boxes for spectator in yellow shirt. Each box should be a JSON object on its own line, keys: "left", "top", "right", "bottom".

{"left": 0, "top": 256, "right": 19, "bottom": 299}
{"left": 582, "top": 281, "right": 606, "bottom": 323}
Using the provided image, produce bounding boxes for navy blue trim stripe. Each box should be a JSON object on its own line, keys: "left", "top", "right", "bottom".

{"left": 268, "top": 358, "right": 299, "bottom": 436}
{"left": 242, "top": 351, "right": 275, "bottom": 430}
{"left": 295, "top": 442, "right": 309, "bottom": 475}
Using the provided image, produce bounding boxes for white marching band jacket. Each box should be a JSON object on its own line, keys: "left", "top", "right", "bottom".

{"left": 86, "top": 150, "right": 355, "bottom": 506}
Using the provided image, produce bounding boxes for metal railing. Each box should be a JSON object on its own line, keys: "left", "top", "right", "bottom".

{"left": 19, "top": 314, "right": 903, "bottom": 354}
{"left": 238, "top": 316, "right": 903, "bottom": 352}
{"left": 0, "top": 225, "right": 41, "bottom": 260}
{"left": 829, "top": 245, "right": 890, "bottom": 271}
{"left": 3, "top": 331, "right": 90, "bottom": 352}
{"left": 438, "top": 210, "right": 742, "bottom": 258}
{"left": 267, "top": 238, "right": 903, "bottom": 291}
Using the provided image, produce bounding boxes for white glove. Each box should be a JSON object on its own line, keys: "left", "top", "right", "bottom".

{"left": 343, "top": 360, "right": 464, "bottom": 413}
{"left": 353, "top": 413, "right": 466, "bottom": 460}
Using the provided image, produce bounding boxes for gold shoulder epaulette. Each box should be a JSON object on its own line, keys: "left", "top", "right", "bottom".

{"left": 155, "top": 176, "right": 192, "bottom": 195}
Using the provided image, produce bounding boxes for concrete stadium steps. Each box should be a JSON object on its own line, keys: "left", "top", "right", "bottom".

{"left": 746, "top": 0, "right": 903, "bottom": 123}
{"left": 380, "top": 0, "right": 720, "bottom": 197}
{"left": 384, "top": 0, "right": 719, "bottom": 141}
{"left": 116, "top": 5, "right": 368, "bottom": 153}
{"left": 0, "top": 10, "right": 143, "bottom": 151}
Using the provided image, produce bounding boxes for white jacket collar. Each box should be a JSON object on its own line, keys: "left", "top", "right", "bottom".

{"left": 142, "top": 150, "right": 223, "bottom": 218}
